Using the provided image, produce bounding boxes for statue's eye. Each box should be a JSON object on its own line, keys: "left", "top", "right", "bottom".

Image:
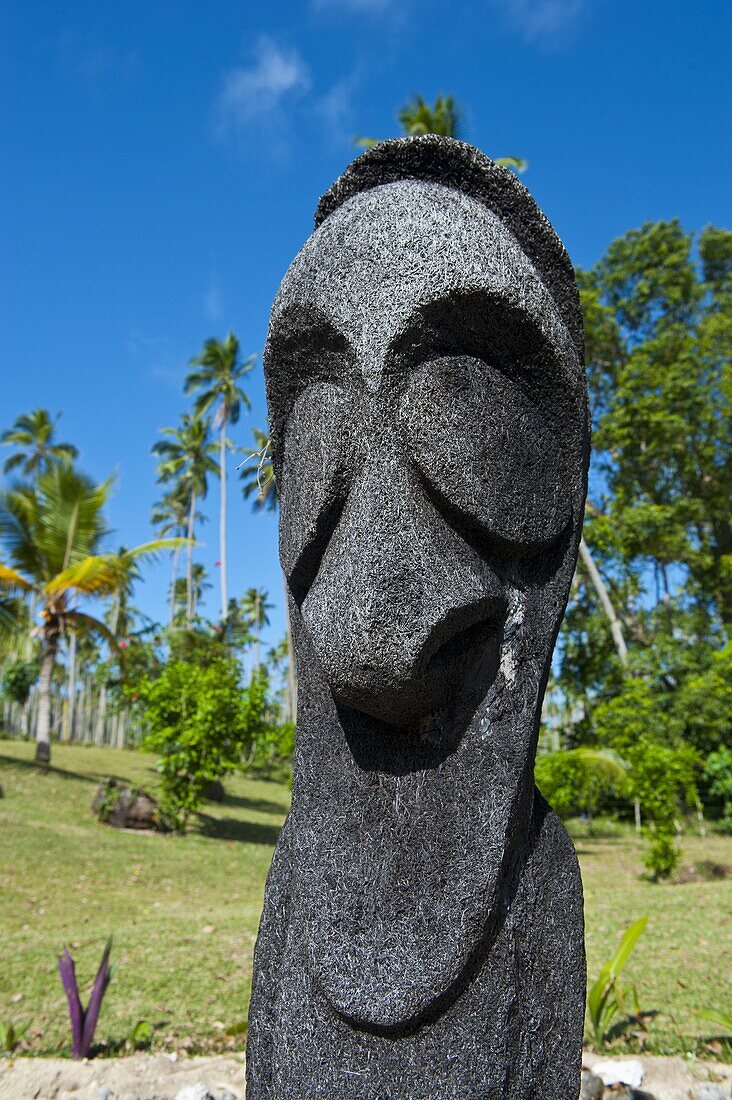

{"left": 398, "top": 356, "right": 570, "bottom": 554}
{"left": 280, "top": 382, "right": 358, "bottom": 604}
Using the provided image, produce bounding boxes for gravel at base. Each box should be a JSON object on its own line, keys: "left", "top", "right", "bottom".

{"left": 0, "top": 1054, "right": 244, "bottom": 1100}
{"left": 0, "top": 1053, "right": 730, "bottom": 1100}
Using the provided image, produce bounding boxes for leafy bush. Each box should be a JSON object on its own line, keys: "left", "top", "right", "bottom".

{"left": 1, "top": 659, "right": 38, "bottom": 707}
{"left": 534, "top": 748, "right": 627, "bottom": 823}
{"left": 137, "top": 658, "right": 267, "bottom": 830}
{"left": 592, "top": 679, "right": 701, "bottom": 879}
{"left": 628, "top": 738, "right": 699, "bottom": 880}
{"left": 704, "top": 747, "right": 732, "bottom": 832}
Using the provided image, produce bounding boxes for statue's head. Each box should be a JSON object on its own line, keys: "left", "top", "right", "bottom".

{"left": 263, "top": 136, "right": 588, "bottom": 1031}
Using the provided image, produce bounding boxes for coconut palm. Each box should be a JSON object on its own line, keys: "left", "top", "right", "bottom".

{"left": 0, "top": 464, "right": 182, "bottom": 761}
{"left": 398, "top": 93, "right": 461, "bottom": 137}
{"left": 2, "top": 409, "right": 78, "bottom": 477}
{"left": 185, "top": 334, "right": 256, "bottom": 620}
{"left": 171, "top": 563, "right": 210, "bottom": 625}
{"left": 355, "top": 93, "right": 527, "bottom": 172}
{"left": 242, "top": 587, "right": 273, "bottom": 670}
{"left": 151, "top": 485, "right": 205, "bottom": 627}
{"left": 240, "top": 431, "right": 297, "bottom": 715}
{"left": 152, "top": 415, "right": 218, "bottom": 628}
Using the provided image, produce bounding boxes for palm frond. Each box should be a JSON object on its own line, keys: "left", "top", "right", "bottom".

{"left": 0, "top": 562, "right": 34, "bottom": 592}
{"left": 44, "top": 555, "right": 124, "bottom": 598}
{"left": 67, "top": 610, "right": 119, "bottom": 650}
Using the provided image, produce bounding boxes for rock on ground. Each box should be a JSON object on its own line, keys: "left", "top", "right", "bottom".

{"left": 583, "top": 1054, "right": 732, "bottom": 1100}
{"left": 0, "top": 1053, "right": 729, "bottom": 1099}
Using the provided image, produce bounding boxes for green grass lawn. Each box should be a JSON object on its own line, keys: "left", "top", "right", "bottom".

{"left": 0, "top": 739, "right": 730, "bottom": 1060}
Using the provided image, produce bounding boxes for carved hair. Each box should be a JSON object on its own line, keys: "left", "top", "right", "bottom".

{"left": 315, "top": 135, "right": 583, "bottom": 358}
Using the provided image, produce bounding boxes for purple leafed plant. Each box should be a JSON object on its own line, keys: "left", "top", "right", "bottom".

{"left": 57, "top": 937, "right": 113, "bottom": 1058}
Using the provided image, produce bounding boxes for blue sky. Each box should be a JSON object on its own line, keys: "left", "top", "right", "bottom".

{"left": 3, "top": 0, "right": 731, "bottom": 653}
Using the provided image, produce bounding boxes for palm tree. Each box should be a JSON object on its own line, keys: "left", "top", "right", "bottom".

{"left": 152, "top": 415, "right": 218, "bottom": 628}
{"left": 171, "top": 563, "right": 210, "bottom": 625}
{"left": 242, "top": 587, "right": 273, "bottom": 670}
{"left": 185, "top": 335, "right": 256, "bottom": 621}
{"left": 2, "top": 409, "right": 78, "bottom": 477}
{"left": 240, "top": 430, "right": 297, "bottom": 716}
{"left": 355, "top": 93, "right": 527, "bottom": 172}
{"left": 398, "top": 93, "right": 461, "bottom": 137}
{"left": 151, "top": 485, "right": 204, "bottom": 627}
{"left": 0, "top": 464, "right": 181, "bottom": 762}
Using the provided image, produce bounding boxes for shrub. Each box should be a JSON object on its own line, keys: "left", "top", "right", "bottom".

{"left": 628, "top": 738, "right": 700, "bottom": 881}
{"left": 137, "top": 658, "right": 267, "bottom": 830}
{"left": 704, "top": 747, "right": 732, "bottom": 832}
{"left": 534, "top": 748, "right": 627, "bottom": 823}
{"left": 2, "top": 659, "right": 38, "bottom": 707}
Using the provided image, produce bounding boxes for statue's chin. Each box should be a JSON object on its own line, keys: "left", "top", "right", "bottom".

{"left": 296, "top": 693, "right": 531, "bottom": 1034}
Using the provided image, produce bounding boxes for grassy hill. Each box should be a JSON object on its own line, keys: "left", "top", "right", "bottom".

{"left": 0, "top": 739, "right": 730, "bottom": 1059}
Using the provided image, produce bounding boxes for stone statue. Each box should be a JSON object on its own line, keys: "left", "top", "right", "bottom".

{"left": 247, "top": 135, "right": 588, "bottom": 1100}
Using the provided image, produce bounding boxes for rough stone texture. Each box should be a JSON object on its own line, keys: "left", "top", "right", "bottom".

{"left": 92, "top": 778, "right": 169, "bottom": 832}
{"left": 247, "top": 136, "right": 589, "bottom": 1098}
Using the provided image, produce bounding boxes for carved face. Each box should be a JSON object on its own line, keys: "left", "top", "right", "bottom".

{"left": 266, "top": 180, "right": 584, "bottom": 728}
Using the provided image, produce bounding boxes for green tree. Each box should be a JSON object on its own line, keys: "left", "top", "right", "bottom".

{"left": 152, "top": 415, "right": 218, "bottom": 628}
{"left": 2, "top": 409, "right": 78, "bottom": 477}
{"left": 557, "top": 222, "right": 731, "bottom": 801}
{"left": 582, "top": 221, "right": 731, "bottom": 631}
{"left": 185, "top": 334, "right": 256, "bottom": 620}
{"left": 356, "top": 93, "right": 527, "bottom": 171}
{"left": 151, "top": 485, "right": 201, "bottom": 628}
{"left": 240, "top": 434, "right": 297, "bottom": 719}
{"left": 241, "top": 586, "right": 273, "bottom": 670}
{"left": 0, "top": 464, "right": 179, "bottom": 761}
{"left": 138, "top": 657, "right": 268, "bottom": 830}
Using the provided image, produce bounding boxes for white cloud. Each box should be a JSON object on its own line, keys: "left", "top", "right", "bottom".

{"left": 494, "top": 0, "right": 585, "bottom": 46}
{"left": 203, "top": 280, "right": 224, "bottom": 322}
{"left": 216, "top": 37, "right": 310, "bottom": 137}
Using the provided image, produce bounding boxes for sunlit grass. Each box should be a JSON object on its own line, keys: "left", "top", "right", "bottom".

{"left": 0, "top": 740, "right": 729, "bottom": 1059}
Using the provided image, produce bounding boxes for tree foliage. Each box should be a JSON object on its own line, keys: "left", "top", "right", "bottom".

{"left": 138, "top": 657, "right": 268, "bottom": 830}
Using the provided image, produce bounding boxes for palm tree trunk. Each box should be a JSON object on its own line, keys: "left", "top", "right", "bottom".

{"left": 62, "top": 628, "right": 77, "bottom": 742}
{"left": 36, "top": 631, "right": 59, "bottom": 763}
{"left": 255, "top": 589, "right": 261, "bottom": 670}
{"left": 186, "top": 490, "right": 197, "bottom": 628}
{"left": 169, "top": 543, "right": 181, "bottom": 628}
{"left": 96, "top": 598, "right": 120, "bottom": 742}
{"left": 219, "top": 422, "right": 228, "bottom": 621}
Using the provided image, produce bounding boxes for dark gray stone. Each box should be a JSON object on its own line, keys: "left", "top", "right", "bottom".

{"left": 581, "top": 1070, "right": 605, "bottom": 1100}
{"left": 92, "top": 777, "right": 170, "bottom": 832}
{"left": 247, "top": 135, "right": 589, "bottom": 1099}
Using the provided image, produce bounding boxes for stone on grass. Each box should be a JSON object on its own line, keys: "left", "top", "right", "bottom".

{"left": 92, "top": 777, "right": 169, "bottom": 832}
{"left": 247, "top": 135, "right": 589, "bottom": 1099}
{"left": 174, "top": 1084, "right": 213, "bottom": 1100}
{"left": 594, "top": 1058, "right": 645, "bottom": 1087}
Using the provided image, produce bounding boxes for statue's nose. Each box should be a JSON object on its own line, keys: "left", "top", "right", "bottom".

{"left": 300, "top": 451, "right": 504, "bottom": 725}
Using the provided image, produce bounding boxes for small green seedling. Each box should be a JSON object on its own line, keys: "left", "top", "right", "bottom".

{"left": 587, "top": 915, "right": 648, "bottom": 1049}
